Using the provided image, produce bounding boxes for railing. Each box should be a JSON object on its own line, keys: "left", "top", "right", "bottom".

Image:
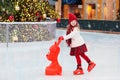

{"left": 57, "top": 19, "right": 120, "bottom": 32}
{"left": 0, "top": 21, "right": 56, "bottom": 47}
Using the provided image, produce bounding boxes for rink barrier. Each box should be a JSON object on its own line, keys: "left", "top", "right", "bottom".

{"left": 57, "top": 19, "right": 120, "bottom": 32}
{"left": 0, "top": 21, "right": 56, "bottom": 47}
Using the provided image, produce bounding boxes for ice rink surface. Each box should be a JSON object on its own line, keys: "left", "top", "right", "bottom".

{"left": 0, "top": 29, "right": 120, "bottom": 80}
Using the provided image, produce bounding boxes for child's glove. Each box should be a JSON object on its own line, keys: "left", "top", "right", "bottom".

{"left": 58, "top": 36, "right": 64, "bottom": 41}
{"left": 66, "top": 39, "right": 71, "bottom": 47}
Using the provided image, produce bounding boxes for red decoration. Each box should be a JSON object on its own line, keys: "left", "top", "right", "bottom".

{"left": 35, "top": 12, "right": 40, "bottom": 16}
{"left": 38, "top": 16, "right": 43, "bottom": 21}
{"left": 56, "top": 18, "right": 61, "bottom": 23}
{"left": 9, "top": 15, "right": 14, "bottom": 21}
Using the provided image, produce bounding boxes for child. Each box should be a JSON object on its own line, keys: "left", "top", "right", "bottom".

{"left": 59, "top": 13, "right": 96, "bottom": 75}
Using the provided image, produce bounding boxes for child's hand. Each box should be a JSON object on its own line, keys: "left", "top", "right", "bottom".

{"left": 58, "top": 36, "right": 64, "bottom": 41}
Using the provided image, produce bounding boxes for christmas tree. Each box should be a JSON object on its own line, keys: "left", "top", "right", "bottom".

{"left": 0, "top": 0, "right": 59, "bottom": 22}
{"left": 0, "top": 0, "right": 16, "bottom": 22}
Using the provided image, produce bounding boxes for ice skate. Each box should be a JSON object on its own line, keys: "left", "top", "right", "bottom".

{"left": 73, "top": 68, "right": 84, "bottom": 75}
{"left": 87, "top": 62, "right": 96, "bottom": 72}
{"left": 73, "top": 65, "right": 84, "bottom": 75}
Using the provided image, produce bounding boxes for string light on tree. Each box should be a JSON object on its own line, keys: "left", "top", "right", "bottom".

{"left": 43, "top": 13, "right": 46, "bottom": 19}
{"left": 33, "top": 0, "right": 38, "bottom": 2}
{"left": 2, "top": 8, "right": 5, "bottom": 11}
{"left": 15, "top": 2, "right": 20, "bottom": 11}
{"left": 0, "top": 16, "right": 2, "bottom": 20}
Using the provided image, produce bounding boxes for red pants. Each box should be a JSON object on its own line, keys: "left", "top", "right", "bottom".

{"left": 75, "top": 53, "right": 91, "bottom": 66}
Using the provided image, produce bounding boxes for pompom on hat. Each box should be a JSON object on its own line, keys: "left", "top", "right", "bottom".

{"left": 68, "top": 13, "right": 77, "bottom": 23}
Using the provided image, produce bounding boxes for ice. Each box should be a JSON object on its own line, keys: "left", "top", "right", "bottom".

{"left": 0, "top": 29, "right": 120, "bottom": 80}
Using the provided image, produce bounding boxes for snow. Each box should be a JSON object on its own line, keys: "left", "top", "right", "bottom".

{"left": 0, "top": 29, "right": 120, "bottom": 80}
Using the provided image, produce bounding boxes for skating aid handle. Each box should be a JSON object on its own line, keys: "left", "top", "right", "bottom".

{"left": 57, "top": 39, "right": 62, "bottom": 46}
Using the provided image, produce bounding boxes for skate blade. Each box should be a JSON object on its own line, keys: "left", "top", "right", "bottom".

{"left": 73, "top": 72, "right": 84, "bottom": 75}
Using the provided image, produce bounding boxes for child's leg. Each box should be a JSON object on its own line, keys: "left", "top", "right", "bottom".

{"left": 80, "top": 53, "right": 96, "bottom": 72}
{"left": 75, "top": 54, "right": 81, "bottom": 66}
{"left": 73, "top": 55, "right": 84, "bottom": 75}
{"left": 80, "top": 53, "right": 91, "bottom": 63}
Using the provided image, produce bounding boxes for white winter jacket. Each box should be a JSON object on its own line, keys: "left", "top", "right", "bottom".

{"left": 63, "top": 27, "right": 85, "bottom": 48}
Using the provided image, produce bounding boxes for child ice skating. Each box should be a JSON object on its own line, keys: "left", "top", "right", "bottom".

{"left": 59, "top": 13, "right": 96, "bottom": 75}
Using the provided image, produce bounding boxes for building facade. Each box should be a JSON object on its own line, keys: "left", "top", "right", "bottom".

{"left": 55, "top": 0, "right": 120, "bottom": 20}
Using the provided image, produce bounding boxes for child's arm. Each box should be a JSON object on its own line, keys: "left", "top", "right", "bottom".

{"left": 63, "top": 29, "right": 77, "bottom": 40}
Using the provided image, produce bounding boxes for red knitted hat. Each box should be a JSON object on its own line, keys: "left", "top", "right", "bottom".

{"left": 69, "top": 13, "right": 77, "bottom": 23}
